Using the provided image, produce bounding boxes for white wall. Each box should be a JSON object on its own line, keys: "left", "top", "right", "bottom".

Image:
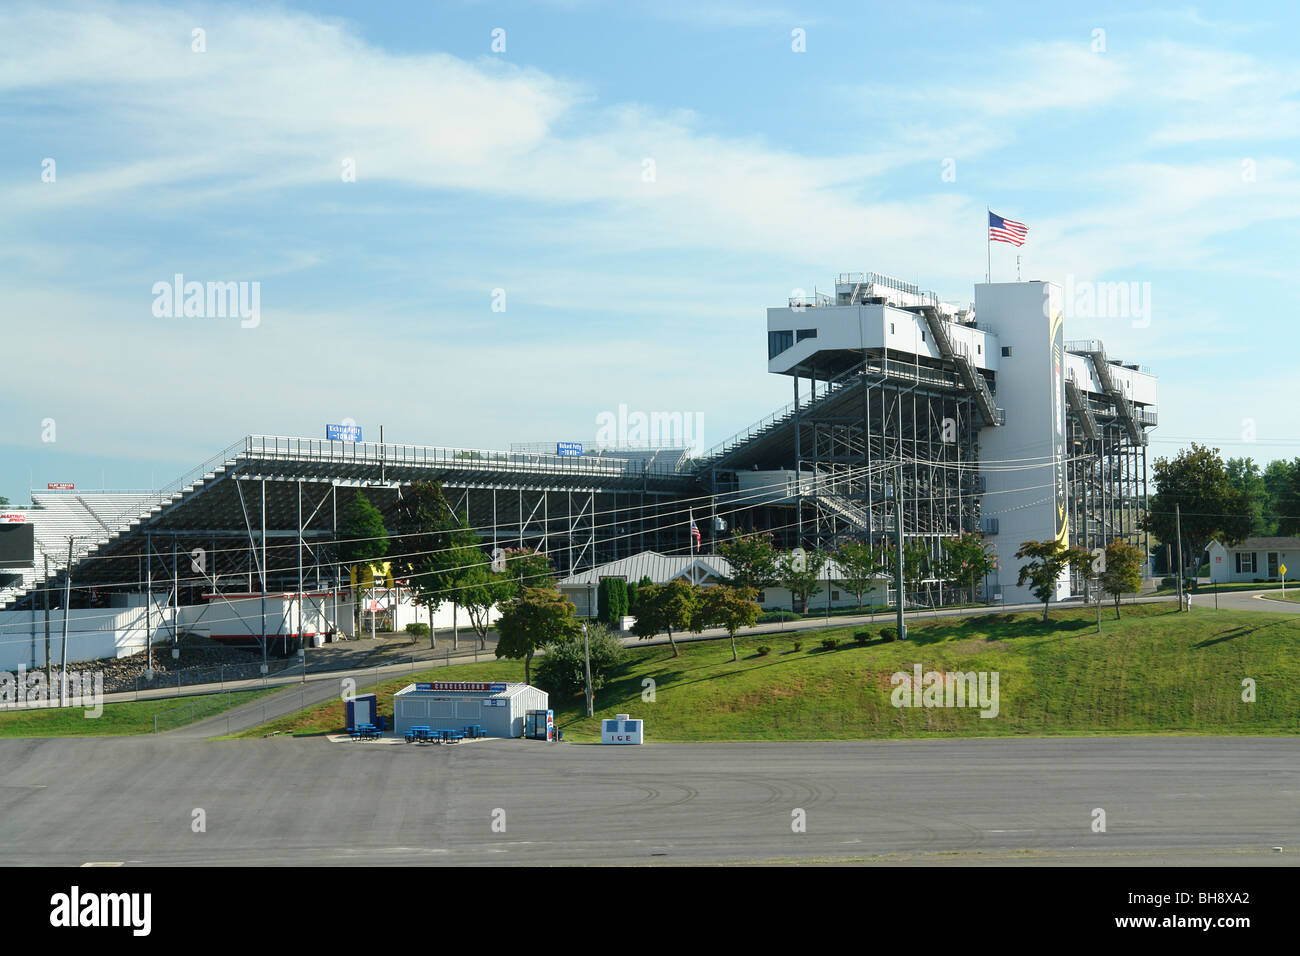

{"left": 976, "top": 281, "right": 1072, "bottom": 605}
{"left": 0, "top": 599, "right": 172, "bottom": 672}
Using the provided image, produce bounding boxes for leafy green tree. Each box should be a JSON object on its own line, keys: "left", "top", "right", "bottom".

{"left": 694, "top": 585, "right": 760, "bottom": 662}
{"left": 506, "top": 548, "right": 556, "bottom": 588}
{"left": 718, "top": 530, "right": 778, "bottom": 590}
{"left": 1016, "top": 539, "right": 1093, "bottom": 622}
{"left": 1142, "top": 444, "right": 1253, "bottom": 580}
{"left": 494, "top": 586, "right": 580, "bottom": 685}
{"left": 1099, "top": 538, "right": 1144, "bottom": 619}
{"left": 939, "top": 533, "right": 997, "bottom": 605}
{"left": 1226, "top": 457, "right": 1273, "bottom": 537}
{"left": 597, "top": 578, "right": 629, "bottom": 628}
{"left": 1263, "top": 459, "right": 1295, "bottom": 532}
{"left": 627, "top": 575, "right": 652, "bottom": 614}
{"left": 534, "top": 622, "right": 624, "bottom": 698}
{"left": 390, "top": 481, "right": 459, "bottom": 647}
{"left": 338, "top": 490, "right": 389, "bottom": 565}
{"left": 630, "top": 579, "right": 697, "bottom": 656}
{"left": 1276, "top": 459, "right": 1300, "bottom": 537}
{"left": 776, "top": 549, "right": 825, "bottom": 612}
{"left": 835, "top": 540, "right": 887, "bottom": 609}
{"left": 338, "top": 490, "right": 389, "bottom": 635}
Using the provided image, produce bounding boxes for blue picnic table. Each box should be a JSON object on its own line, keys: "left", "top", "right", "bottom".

{"left": 350, "top": 722, "right": 381, "bottom": 741}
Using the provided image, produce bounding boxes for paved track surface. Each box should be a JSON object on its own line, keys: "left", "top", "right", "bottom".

{"left": 2, "top": 736, "right": 1296, "bottom": 866}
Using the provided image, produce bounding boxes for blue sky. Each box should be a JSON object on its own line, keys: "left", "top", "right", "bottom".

{"left": 2, "top": 0, "right": 1299, "bottom": 500}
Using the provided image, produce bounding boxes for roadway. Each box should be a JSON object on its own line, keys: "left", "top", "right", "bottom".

{"left": 1, "top": 736, "right": 1295, "bottom": 866}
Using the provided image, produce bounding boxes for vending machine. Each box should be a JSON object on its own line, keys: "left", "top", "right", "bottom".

{"left": 524, "top": 709, "right": 554, "bottom": 741}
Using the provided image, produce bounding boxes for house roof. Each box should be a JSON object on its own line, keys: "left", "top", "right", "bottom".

{"left": 1213, "top": 537, "right": 1300, "bottom": 551}
{"left": 556, "top": 549, "right": 853, "bottom": 587}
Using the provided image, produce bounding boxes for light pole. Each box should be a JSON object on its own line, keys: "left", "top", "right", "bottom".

{"left": 582, "top": 622, "right": 594, "bottom": 717}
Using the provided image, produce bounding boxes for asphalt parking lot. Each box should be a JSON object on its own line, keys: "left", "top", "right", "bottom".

{"left": 2, "top": 735, "right": 1297, "bottom": 866}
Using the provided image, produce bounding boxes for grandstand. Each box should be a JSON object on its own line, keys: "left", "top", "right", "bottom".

{"left": 0, "top": 272, "right": 1157, "bottom": 668}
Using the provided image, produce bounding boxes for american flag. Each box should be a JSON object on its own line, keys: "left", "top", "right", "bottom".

{"left": 689, "top": 510, "right": 701, "bottom": 552}
{"left": 988, "top": 211, "right": 1028, "bottom": 246}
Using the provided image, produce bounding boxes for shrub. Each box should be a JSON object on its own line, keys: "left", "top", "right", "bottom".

{"left": 405, "top": 622, "right": 429, "bottom": 638}
{"left": 880, "top": 627, "right": 898, "bottom": 642}
{"left": 756, "top": 645, "right": 772, "bottom": 656}
{"left": 534, "top": 622, "right": 624, "bottom": 697}
{"left": 820, "top": 638, "right": 838, "bottom": 650}
{"left": 1160, "top": 575, "right": 1177, "bottom": 589}
{"left": 853, "top": 630, "right": 871, "bottom": 644}
{"left": 792, "top": 640, "right": 803, "bottom": 651}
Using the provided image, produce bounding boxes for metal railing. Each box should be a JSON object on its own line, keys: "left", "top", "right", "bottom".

{"left": 243, "top": 435, "right": 693, "bottom": 479}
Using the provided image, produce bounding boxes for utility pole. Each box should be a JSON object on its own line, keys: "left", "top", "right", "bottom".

{"left": 894, "top": 463, "right": 906, "bottom": 641}
{"left": 43, "top": 554, "right": 51, "bottom": 686}
{"left": 59, "top": 536, "right": 73, "bottom": 707}
{"left": 582, "top": 622, "right": 594, "bottom": 717}
{"left": 1175, "top": 503, "right": 1185, "bottom": 611}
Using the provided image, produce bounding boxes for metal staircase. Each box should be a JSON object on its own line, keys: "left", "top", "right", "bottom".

{"left": 919, "top": 305, "right": 1005, "bottom": 427}
{"left": 1076, "top": 341, "right": 1145, "bottom": 445}
{"left": 1064, "top": 372, "right": 1099, "bottom": 441}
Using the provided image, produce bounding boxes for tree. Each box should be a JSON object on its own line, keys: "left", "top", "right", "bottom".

{"left": 627, "top": 575, "right": 652, "bottom": 614}
{"left": 629, "top": 579, "right": 697, "bottom": 656}
{"left": 597, "top": 577, "right": 628, "bottom": 628}
{"left": 892, "top": 542, "right": 929, "bottom": 606}
{"left": 718, "top": 530, "right": 778, "bottom": 590}
{"left": 1264, "top": 459, "right": 1295, "bottom": 533}
{"left": 338, "top": 490, "right": 389, "bottom": 635}
{"left": 534, "top": 622, "right": 624, "bottom": 698}
{"left": 495, "top": 586, "right": 580, "bottom": 685}
{"left": 1099, "top": 538, "right": 1144, "bottom": 620}
{"left": 459, "top": 559, "right": 516, "bottom": 649}
{"left": 506, "top": 548, "right": 556, "bottom": 588}
{"left": 939, "top": 533, "right": 997, "bottom": 605}
{"left": 835, "top": 540, "right": 887, "bottom": 609}
{"left": 338, "top": 490, "right": 389, "bottom": 565}
{"left": 1276, "top": 458, "right": 1300, "bottom": 537}
{"left": 776, "top": 549, "right": 825, "bottom": 612}
{"left": 694, "top": 585, "right": 760, "bottom": 662}
{"left": 1226, "top": 457, "right": 1273, "bottom": 537}
{"left": 1016, "top": 539, "right": 1092, "bottom": 622}
{"left": 390, "top": 481, "right": 458, "bottom": 648}
{"left": 463, "top": 546, "right": 555, "bottom": 650}
{"left": 1142, "top": 444, "right": 1253, "bottom": 581}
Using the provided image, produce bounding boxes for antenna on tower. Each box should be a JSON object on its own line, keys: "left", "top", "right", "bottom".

{"left": 1016, "top": 255, "right": 1022, "bottom": 282}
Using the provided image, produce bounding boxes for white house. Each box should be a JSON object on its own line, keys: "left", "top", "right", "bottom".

{"left": 1207, "top": 537, "right": 1300, "bottom": 584}
{"left": 556, "top": 550, "right": 888, "bottom": 618}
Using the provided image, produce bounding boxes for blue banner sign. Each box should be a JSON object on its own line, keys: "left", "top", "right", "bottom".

{"left": 556, "top": 442, "right": 583, "bottom": 457}
{"left": 326, "top": 423, "right": 362, "bottom": 442}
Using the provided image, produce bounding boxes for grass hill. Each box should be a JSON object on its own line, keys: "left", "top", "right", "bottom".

{"left": 236, "top": 603, "right": 1300, "bottom": 741}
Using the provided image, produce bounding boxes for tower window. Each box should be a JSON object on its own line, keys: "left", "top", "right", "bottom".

{"left": 1001, "top": 346, "right": 1012, "bottom": 357}
{"left": 796, "top": 328, "right": 817, "bottom": 342}
{"left": 768, "top": 330, "right": 794, "bottom": 358}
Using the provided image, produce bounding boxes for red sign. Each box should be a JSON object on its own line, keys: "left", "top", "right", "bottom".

{"left": 416, "top": 681, "right": 503, "bottom": 692}
{"left": 0, "top": 513, "right": 26, "bottom": 524}
{"left": 46, "top": 482, "right": 75, "bottom": 490}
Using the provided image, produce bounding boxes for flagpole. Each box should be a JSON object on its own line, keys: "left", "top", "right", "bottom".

{"left": 986, "top": 206, "right": 991, "bottom": 283}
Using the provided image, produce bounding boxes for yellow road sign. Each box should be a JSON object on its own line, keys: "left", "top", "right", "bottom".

{"left": 1280, "top": 564, "right": 1287, "bottom": 577}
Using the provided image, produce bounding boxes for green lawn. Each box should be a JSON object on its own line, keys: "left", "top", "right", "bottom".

{"left": 1259, "top": 589, "right": 1300, "bottom": 604}
{"left": 0, "top": 688, "right": 277, "bottom": 737}
{"left": 235, "top": 604, "right": 1300, "bottom": 742}
{"left": 1156, "top": 580, "right": 1297, "bottom": 595}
